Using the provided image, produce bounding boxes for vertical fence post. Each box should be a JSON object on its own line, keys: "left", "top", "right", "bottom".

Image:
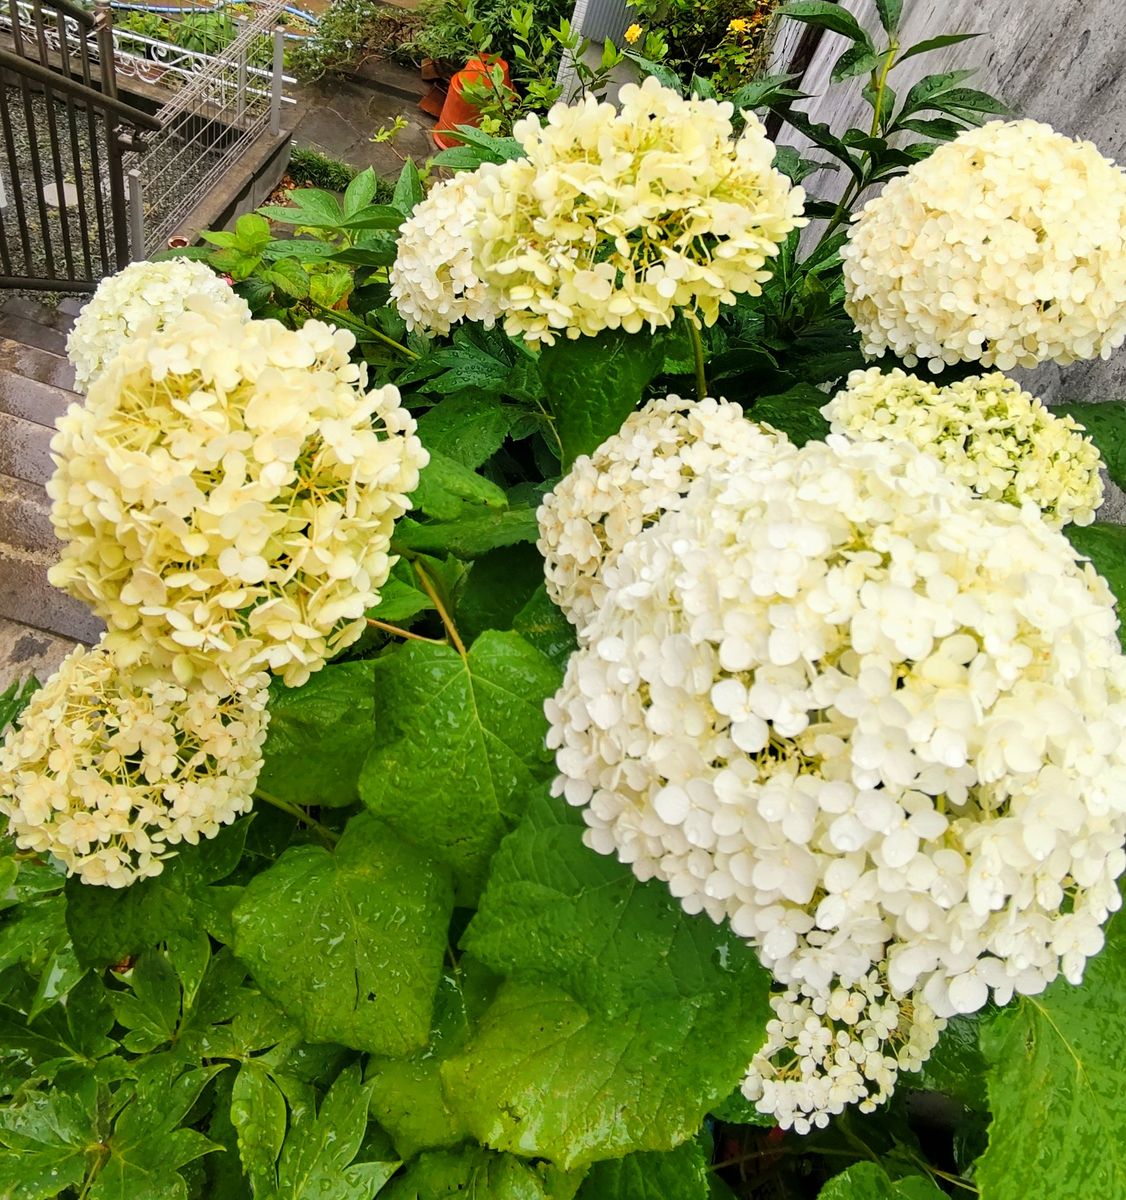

{"left": 93, "top": 0, "right": 117, "bottom": 99}
{"left": 127, "top": 167, "right": 145, "bottom": 259}
{"left": 269, "top": 25, "right": 284, "bottom": 136}
{"left": 236, "top": 48, "right": 248, "bottom": 123}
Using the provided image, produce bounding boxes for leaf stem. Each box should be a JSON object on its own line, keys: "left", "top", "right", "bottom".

{"left": 366, "top": 324, "right": 421, "bottom": 361}
{"left": 366, "top": 616, "right": 447, "bottom": 645}
{"left": 310, "top": 300, "right": 420, "bottom": 360}
{"left": 255, "top": 789, "right": 340, "bottom": 844}
{"left": 413, "top": 562, "right": 467, "bottom": 658}
{"left": 683, "top": 310, "right": 709, "bottom": 400}
{"left": 868, "top": 40, "right": 899, "bottom": 137}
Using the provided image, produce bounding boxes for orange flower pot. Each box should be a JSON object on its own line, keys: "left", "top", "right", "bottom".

{"left": 433, "top": 55, "right": 512, "bottom": 150}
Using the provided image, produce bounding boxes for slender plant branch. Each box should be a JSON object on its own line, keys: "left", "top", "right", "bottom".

{"left": 366, "top": 616, "right": 446, "bottom": 645}
{"left": 683, "top": 310, "right": 709, "bottom": 400}
{"left": 868, "top": 41, "right": 899, "bottom": 137}
{"left": 311, "top": 299, "right": 420, "bottom": 360}
{"left": 255, "top": 789, "right": 339, "bottom": 844}
{"left": 413, "top": 562, "right": 468, "bottom": 658}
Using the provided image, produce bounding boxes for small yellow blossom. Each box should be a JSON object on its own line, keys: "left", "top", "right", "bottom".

{"left": 728, "top": 17, "right": 749, "bottom": 33}
{"left": 624, "top": 22, "right": 643, "bottom": 43}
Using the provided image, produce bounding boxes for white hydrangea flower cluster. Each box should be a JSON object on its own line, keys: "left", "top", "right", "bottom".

{"left": 547, "top": 434, "right": 1126, "bottom": 1025}
{"left": 389, "top": 78, "right": 805, "bottom": 345}
{"left": 823, "top": 368, "right": 1104, "bottom": 527}
{"left": 48, "top": 308, "right": 428, "bottom": 689}
{"left": 742, "top": 971, "right": 946, "bottom": 1133}
{"left": 389, "top": 171, "right": 498, "bottom": 335}
{"left": 66, "top": 258, "right": 250, "bottom": 392}
{"left": 0, "top": 640, "right": 269, "bottom": 888}
{"left": 537, "top": 395, "right": 783, "bottom": 633}
{"left": 842, "top": 120, "right": 1126, "bottom": 372}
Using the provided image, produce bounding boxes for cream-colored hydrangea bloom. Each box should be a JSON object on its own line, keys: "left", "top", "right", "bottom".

{"left": 389, "top": 170, "right": 501, "bottom": 336}
{"left": 0, "top": 641, "right": 268, "bottom": 888}
{"left": 66, "top": 259, "right": 250, "bottom": 392}
{"left": 743, "top": 971, "right": 945, "bottom": 1133}
{"left": 470, "top": 77, "right": 806, "bottom": 344}
{"left": 48, "top": 310, "right": 428, "bottom": 688}
{"left": 842, "top": 120, "right": 1126, "bottom": 371}
{"left": 824, "top": 368, "right": 1104, "bottom": 526}
{"left": 548, "top": 435, "right": 1126, "bottom": 1023}
{"left": 537, "top": 395, "right": 784, "bottom": 634}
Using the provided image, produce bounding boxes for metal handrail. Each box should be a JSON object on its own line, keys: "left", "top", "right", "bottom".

{"left": 48, "top": 0, "right": 93, "bottom": 28}
{"left": 0, "top": 42, "right": 160, "bottom": 126}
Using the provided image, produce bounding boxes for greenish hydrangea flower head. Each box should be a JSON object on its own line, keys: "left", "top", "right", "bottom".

{"left": 823, "top": 367, "right": 1104, "bottom": 526}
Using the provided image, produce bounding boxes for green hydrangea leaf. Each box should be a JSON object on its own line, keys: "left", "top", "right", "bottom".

{"left": 577, "top": 1136, "right": 712, "bottom": 1198}
{"left": 359, "top": 632, "right": 560, "bottom": 899}
{"left": 456, "top": 545, "right": 546, "bottom": 645}
{"left": 976, "top": 907, "right": 1126, "bottom": 1199}
{"left": 748, "top": 385, "right": 831, "bottom": 447}
{"left": 413, "top": 450, "right": 510, "bottom": 521}
{"left": 231, "top": 1060, "right": 288, "bottom": 1196}
{"left": 1054, "top": 401, "right": 1126, "bottom": 489}
{"left": 393, "top": 507, "right": 540, "bottom": 558}
{"left": 1064, "top": 522, "right": 1126, "bottom": 648}
{"left": 258, "top": 661, "right": 375, "bottom": 809}
{"left": 66, "top": 819, "right": 251, "bottom": 966}
{"left": 415, "top": 395, "right": 513, "bottom": 469}
{"left": 384, "top": 1145, "right": 583, "bottom": 1200}
{"left": 275, "top": 1063, "right": 400, "bottom": 1200}
{"left": 900, "top": 1014, "right": 987, "bottom": 1111}
{"left": 0, "top": 1073, "right": 96, "bottom": 1198}
{"left": 817, "top": 1163, "right": 944, "bottom": 1198}
{"left": 539, "top": 328, "right": 670, "bottom": 466}
{"left": 446, "top": 795, "right": 773, "bottom": 1167}
{"left": 367, "top": 957, "right": 498, "bottom": 1160}
{"left": 367, "top": 560, "right": 433, "bottom": 625}
{"left": 512, "top": 586, "right": 578, "bottom": 673}
{"left": 231, "top": 814, "right": 453, "bottom": 1055}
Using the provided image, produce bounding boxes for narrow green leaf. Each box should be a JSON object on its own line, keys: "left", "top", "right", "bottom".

{"left": 897, "top": 31, "right": 983, "bottom": 63}
{"left": 393, "top": 507, "right": 540, "bottom": 558}
{"left": 231, "top": 813, "right": 453, "bottom": 1055}
{"left": 258, "top": 187, "right": 344, "bottom": 227}
{"left": 412, "top": 451, "right": 509, "bottom": 521}
{"left": 897, "top": 68, "right": 977, "bottom": 117}
{"left": 0, "top": 676, "right": 39, "bottom": 735}
{"left": 342, "top": 167, "right": 378, "bottom": 218}
{"left": 874, "top": 0, "right": 901, "bottom": 35}
{"left": 832, "top": 44, "right": 880, "bottom": 82}
{"left": 393, "top": 159, "right": 424, "bottom": 215}
{"left": 231, "top": 1061, "right": 287, "bottom": 1196}
{"left": 817, "top": 1162, "right": 943, "bottom": 1198}
{"left": 621, "top": 51, "right": 684, "bottom": 93}
{"left": 777, "top": 1, "right": 873, "bottom": 47}
{"left": 383, "top": 1146, "right": 574, "bottom": 1200}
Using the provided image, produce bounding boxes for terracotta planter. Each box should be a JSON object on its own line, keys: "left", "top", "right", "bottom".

{"left": 432, "top": 55, "right": 512, "bottom": 150}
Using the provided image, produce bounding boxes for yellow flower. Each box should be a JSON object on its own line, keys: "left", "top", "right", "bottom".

{"left": 728, "top": 17, "right": 749, "bottom": 32}
{"left": 624, "top": 22, "right": 643, "bottom": 43}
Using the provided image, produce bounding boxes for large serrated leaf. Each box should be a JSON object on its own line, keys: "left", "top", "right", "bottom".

{"left": 231, "top": 814, "right": 453, "bottom": 1055}
{"left": 976, "top": 906, "right": 1126, "bottom": 1199}
{"left": 817, "top": 1162, "right": 943, "bottom": 1198}
{"left": 577, "top": 1136, "right": 712, "bottom": 1198}
{"left": 444, "top": 796, "right": 773, "bottom": 1168}
{"left": 359, "top": 632, "right": 560, "bottom": 898}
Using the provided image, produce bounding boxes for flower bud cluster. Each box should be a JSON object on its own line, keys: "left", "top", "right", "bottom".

{"left": 823, "top": 368, "right": 1104, "bottom": 527}
{"left": 741, "top": 970, "right": 946, "bottom": 1133}
{"left": 842, "top": 120, "right": 1126, "bottom": 372}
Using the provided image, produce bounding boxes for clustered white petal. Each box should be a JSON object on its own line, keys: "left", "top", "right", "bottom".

{"left": 547, "top": 434, "right": 1126, "bottom": 1036}
{"left": 842, "top": 120, "right": 1126, "bottom": 371}
{"left": 742, "top": 969, "right": 945, "bottom": 1133}
{"left": 389, "top": 78, "right": 806, "bottom": 345}
{"left": 0, "top": 640, "right": 269, "bottom": 888}
{"left": 389, "top": 171, "right": 497, "bottom": 335}
{"left": 537, "top": 395, "right": 783, "bottom": 634}
{"left": 66, "top": 258, "right": 250, "bottom": 392}
{"left": 47, "top": 308, "right": 428, "bottom": 688}
{"left": 823, "top": 367, "right": 1104, "bottom": 527}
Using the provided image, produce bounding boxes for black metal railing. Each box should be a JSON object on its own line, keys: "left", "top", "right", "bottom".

{"left": 0, "top": 0, "right": 160, "bottom": 291}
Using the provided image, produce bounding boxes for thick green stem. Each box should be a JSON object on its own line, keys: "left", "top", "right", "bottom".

{"left": 255, "top": 790, "right": 339, "bottom": 844}
{"left": 868, "top": 41, "right": 899, "bottom": 137}
{"left": 683, "top": 312, "right": 708, "bottom": 401}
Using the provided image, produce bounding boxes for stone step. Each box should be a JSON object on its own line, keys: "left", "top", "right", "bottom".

{"left": 0, "top": 546, "right": 103, "bottom": 644}
{"left": 0, "top": 473, "right": 56, "bottom": 557}
{"left": 0, "top": 369, "right": 72, "bottom": 429}
{"left": 0, "top": 616, "right": 79, "bottom": 691}
{"left": 0, "top": 411, "right": 55, "bottom": 486}
{"left": 0, "top": 337, "right": 76, "bottom": 392}
{"left": 0, "top": 296, "right": 76, "bottom": 336}
{"left": 58, "top": 296, "right": 86, "bottom": 318}
{"left": 0, "top": 313, "right": 68, "bottom": 357}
